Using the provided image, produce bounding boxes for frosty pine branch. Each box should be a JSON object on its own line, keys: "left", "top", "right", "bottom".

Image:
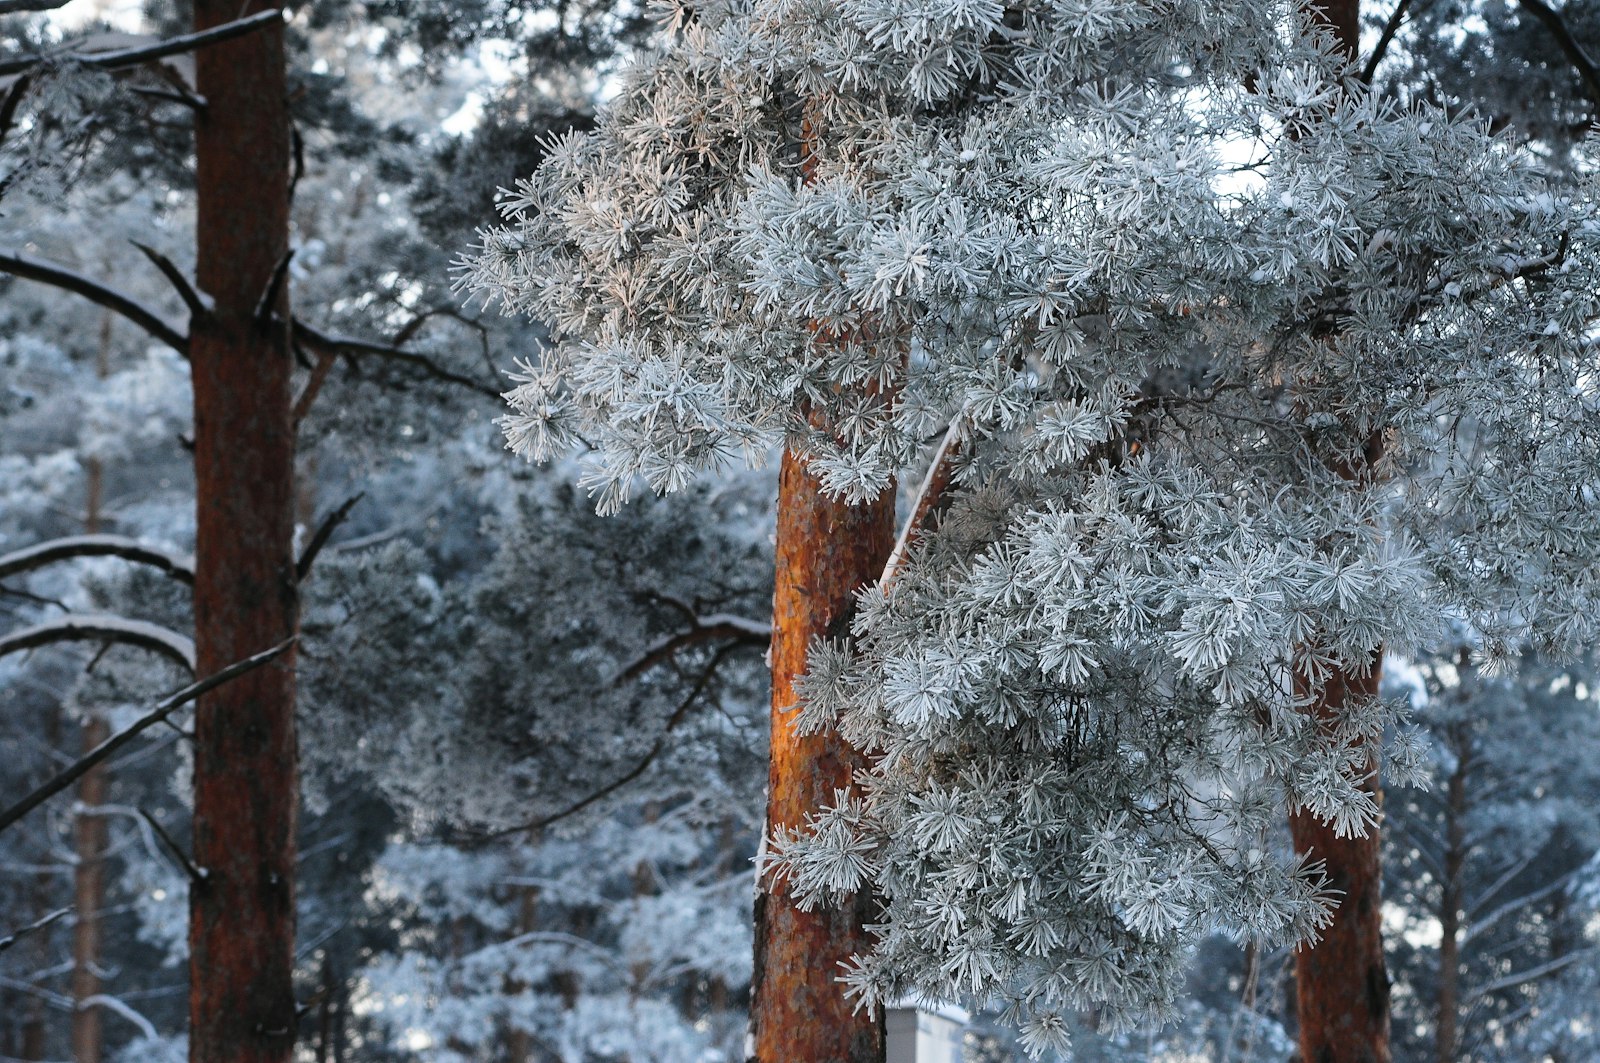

{"left": 463, "top": 0, "right": 1600, "bottom": 1051}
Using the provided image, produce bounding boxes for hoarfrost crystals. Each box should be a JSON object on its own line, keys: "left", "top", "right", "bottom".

{"left": 464, "top": 0, "right": 1600, "bottom": 1047}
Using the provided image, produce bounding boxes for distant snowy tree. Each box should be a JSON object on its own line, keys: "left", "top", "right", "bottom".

{"left": 1384, "top": 650, "right": 1600, "bottom": 1063}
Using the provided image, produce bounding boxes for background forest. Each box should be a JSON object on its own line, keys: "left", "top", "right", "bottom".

{"left": 1, "top": 1, "right": 1599, "bottom": 1062}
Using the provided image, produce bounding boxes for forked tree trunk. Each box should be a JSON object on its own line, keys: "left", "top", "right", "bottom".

{"left": 188, "top": 3, "right": 300, "bottom": 1061}
{"left": 749, "top": 450, "right": 893, "bottom": 1063}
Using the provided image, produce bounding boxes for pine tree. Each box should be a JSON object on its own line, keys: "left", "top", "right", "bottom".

{"left": 185, "top": 3, "right": 300, "bottom": 1060}
{"left": 465, "top": 0, "right": 1600, "bottom": 1055}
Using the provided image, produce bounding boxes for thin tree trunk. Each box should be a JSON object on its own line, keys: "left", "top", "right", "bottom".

{"left": 187, "top": 3, "right": 299, "bottom": 1061}
{"left": 70, "top": 307, "right": 113, "bottom": 1063}
{"left": 1435, "top": 732, "right": 1469, "bottom": 1063}
{"left": 1288, "top": 5, "right": 1392, "bottom": 1061}
{"left": 503, "top": 883, "right": 539, "bottom": 1063}
{"left": 748, "top": 449, "right": 892, "bottom": 1063}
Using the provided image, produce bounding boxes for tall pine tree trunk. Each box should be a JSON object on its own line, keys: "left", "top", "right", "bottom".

{"left": 749, "top": 450, "right": 892, "bottom": 1063}
{"left": 1288, "top": 8, "right": 1391, "bottom": 1062}
{"left": 70, "top": 307, "right": 114, "bottom": 1063}
{"left": 188, "top": 4, "right": 299, "bottom": 1061}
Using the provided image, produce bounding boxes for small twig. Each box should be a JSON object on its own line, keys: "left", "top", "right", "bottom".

{"left": 137, "top": 808, "right": 202, "bottom": 883}
{"left": 130, "top": 241, "right": 209, "bottom": 322}
{"left": 476, "top": 645, "right": 738, "bottom": 842}
{"left": 296, "top": 494, "right": 364, "bottom": 583}
{"left": 292, "top": 346, "right": 338, "bottom": 427}
{"left": 0, "top": 583, "right": 68, "bottom": 612}
{"left": 254, "top": 250, "right": 294, "bottom": 330}
{"left": 0, "top": 638, "right": 295, "bottom": 837}
{"left": 0, "top": 907, "right": 72, "bottom": 955}
{"left": 613, "top": 616, "right": 769, "bottom": 685}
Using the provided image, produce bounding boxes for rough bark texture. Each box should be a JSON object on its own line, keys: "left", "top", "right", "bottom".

{"left": 1289, "top": 662, "right": 1391, "bottom": 1063}
{"left": 187, "top": 4, "right": 300, "bottom": 1061}
{"left": 749, "top": 449, "right": 893, "bottom": 1063}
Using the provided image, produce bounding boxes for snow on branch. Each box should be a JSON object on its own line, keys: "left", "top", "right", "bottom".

{"left": 0, "top": 613, "right": 196, "bottom": 672}
{"left": 0, "top": 9, "right": 283, "bottom": 78}
{"left": 0, "top": 534, "right": 195, "bottom": 585}
{"left": 76, "top": 994, "right": 157, "bottom": 1040}
{"left": 0, "top": 637, "right": 294, "bottom": 836}
{"left": 0, "top": 249, "right": 189, "bottom": 354}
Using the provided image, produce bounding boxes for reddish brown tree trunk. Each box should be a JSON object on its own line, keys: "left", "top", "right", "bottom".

{"left": 749, "top": 450, "right": 893, "bottom": 1063}
{"left": 187, "top": 3, "right": 300, "bottom": 1062}
{"left": 1289, "top": 664, "right": 1390, "bottom": 1063}
{"left": 1287, "top": 6, "right": 1391, "bottom": 1062}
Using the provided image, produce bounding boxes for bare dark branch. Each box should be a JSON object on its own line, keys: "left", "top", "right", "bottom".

{"left": 293, "top": 317, "right": 500, "bottom": 398}
{"left": 1519, "top": 0, "right": 1600, "bottom": 112}
{"left": 0, "top": 534, "right": 195, "bottom": 586}
{"left": 0, "top": 907, "right": 72, "bottom": 955}
{"left": 0, "top": 10, "right": 283, "bottom": 78}
{"left": 0, "top": 613, "right": 196, "bottom": 672}
{"left": 1361, "top": 0, "right": 1416, "bottom": 84}
{"left": 138, "top": 808, "right": 202, "bottom": 883}
{"left": 128, "top": 85, "right": 206, "bottom": 110}
{"left": 480, "top": 644, "right": 739, "bottom": 841}
{"left": 0, "top": 638, "right": 294, "bottom": 837}
{"left": 614, "top": 615, "right": 770, "bottom": 684}
{"left": 254, "top": 250, "right": 294, "bottom": 329}
{"left": 0, "top": 249, "right": 189, "bottom": 354}
{"left": 292, "top": 345, "right": 338, "bottom": 426}
{"left": 130, "top": 241, "right": 209, "bottom": 321}
{"left": 296, "top": 493, "right": 364, "bottom": 583}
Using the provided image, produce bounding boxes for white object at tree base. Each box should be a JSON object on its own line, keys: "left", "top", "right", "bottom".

{"left": 887, "top": 1000, "right": 967, "bottom": 1063}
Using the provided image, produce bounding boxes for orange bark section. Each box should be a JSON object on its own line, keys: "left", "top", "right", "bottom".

{"left": 188, "top": 3, "right": 300, "bottom": 1061}
{"left": 1289, "top": 663, "right": 1391, "bottom": 1063}
{"left": 750, "top": 449, "right": 893, "bottom": 1063}
{"left": 1288, "top": 8, "right": 1390, "bottom": 1061}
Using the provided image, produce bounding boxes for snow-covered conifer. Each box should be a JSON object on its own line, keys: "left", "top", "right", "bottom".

{"left": 466, "top": 0, "right": 1600, "bottom": 1048}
